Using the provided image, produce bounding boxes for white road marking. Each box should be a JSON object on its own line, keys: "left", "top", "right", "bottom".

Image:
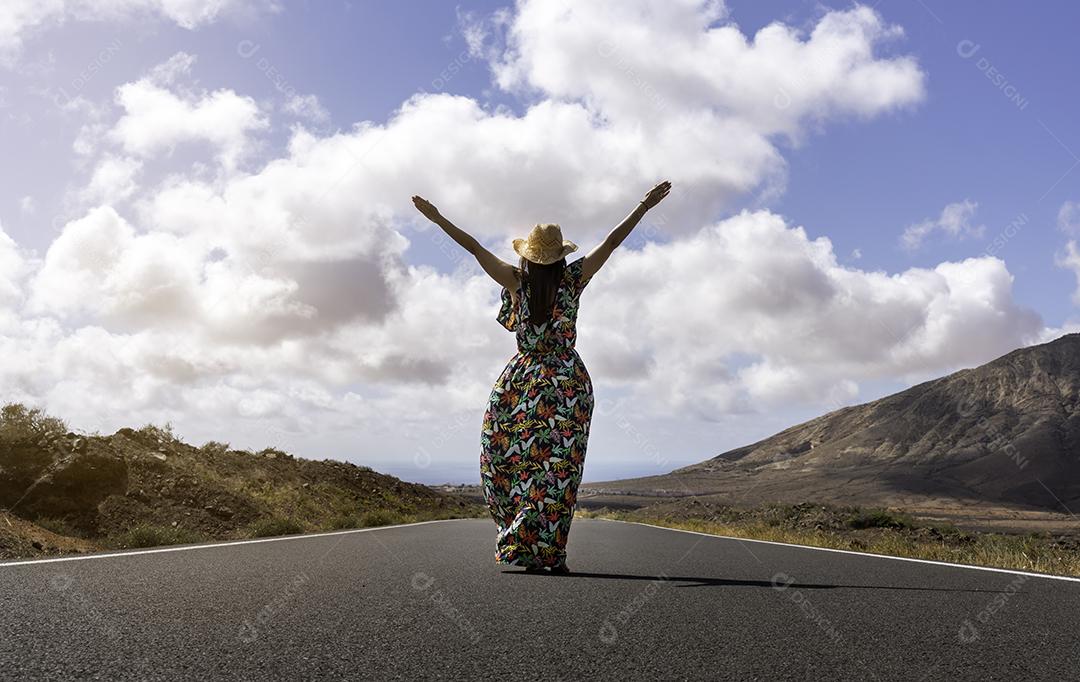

{"left": 0, "top": 518, "right": 465, "bottom": 568}
{"left": 601, "top": 518, "right": 1080, "bottom": 583}
{"left": 7, "top": 516, "right": 1078, "bottom": 584}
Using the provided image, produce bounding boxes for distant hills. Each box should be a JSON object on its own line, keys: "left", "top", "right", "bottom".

{"left": 584, "top": 333, "right": 1080, "bottom": 516}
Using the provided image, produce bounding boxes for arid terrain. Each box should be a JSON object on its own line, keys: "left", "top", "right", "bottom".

{"left": 0, "top": 403, "right": 484, "bottom": 560}
{"left": 580, "top": 333, "right": 1080, "bottom": 536}
{"left": 5, "top": 334, "right": 1078, "bottom": 565}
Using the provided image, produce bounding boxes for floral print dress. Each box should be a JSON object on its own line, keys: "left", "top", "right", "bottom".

{"left": 480, "top": 257, "right": 595, "bottom": 569}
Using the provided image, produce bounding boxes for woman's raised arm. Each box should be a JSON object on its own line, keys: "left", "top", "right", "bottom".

{"left": 581, "top": 180, "right": 671, "bottom": 281}
{"left": 412, "top": 195, "right": 519, "bottom": 291}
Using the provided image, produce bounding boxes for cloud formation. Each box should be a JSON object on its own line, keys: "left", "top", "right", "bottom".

{"left": 463, "top": 1, "right": 926, "bottom": 228}
{"left": 578, "top": 209, "right": 1042, "bottom": 418}
{"left": 109, "top": 52, "right": 269, "bottom": 172}
{"left": 1053, "top": 201, "right": 1080, "bottom": 304}
{"left": 0, "top": 0, "right": 280, "bottom": 65}
{"left": 0, "top": 1, "right": 1056, "bottom": 479}
{"left": 1058, "top": 241, "right": 1080, "bottom": 305}
{"left": 1058, "top": 200, "right": 1080, "bottom": 236}
{"left": 900, "top": 199, "right": 985, "bottom": 251}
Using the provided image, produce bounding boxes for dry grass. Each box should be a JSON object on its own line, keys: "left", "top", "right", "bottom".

{"left": 582, "top": 509, "right": 1080, "bottom": 578}
{"left": 0, "top": 400, "right": 490, "bottom": 558}
{"left": 109, "top": 524, "right": 207, "bottom": 549}
{"left": 0, "top": 402, "right": 68, "bottom": 442}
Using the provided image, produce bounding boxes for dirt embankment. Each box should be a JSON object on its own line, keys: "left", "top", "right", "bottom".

{"left": 0, "top": 403, "right": 484, "bottom": 560}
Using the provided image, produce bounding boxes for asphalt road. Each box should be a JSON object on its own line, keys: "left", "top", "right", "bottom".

{"left": 2, "top": 518, "right": 1078, "bottom": 681}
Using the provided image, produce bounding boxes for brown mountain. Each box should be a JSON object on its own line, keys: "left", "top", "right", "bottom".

{"left": 584, "top": 333, "right": 1080, "bottom": 515}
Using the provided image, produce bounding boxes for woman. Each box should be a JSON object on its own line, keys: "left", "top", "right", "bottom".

{"left": 411, "top": 180, "right": 672, "bottom": 574}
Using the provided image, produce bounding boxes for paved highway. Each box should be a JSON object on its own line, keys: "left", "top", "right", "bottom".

{"left": 2, "top": 518, "right": 1077, "bottom": 680}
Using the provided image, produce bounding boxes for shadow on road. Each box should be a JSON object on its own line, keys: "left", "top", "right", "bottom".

{"left": 502, "top": 570, "right": 1009, "bottom": 592}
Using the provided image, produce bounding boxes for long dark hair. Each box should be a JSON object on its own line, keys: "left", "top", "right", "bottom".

{"left": 518, "top": 256, "right": 566, "bottom": 327}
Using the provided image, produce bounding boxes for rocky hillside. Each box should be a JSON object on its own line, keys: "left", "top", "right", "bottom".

{"left": 585, "top": 333, "right": 1080, "bottom": 514}
{"left": 0, "top": 403, "right": 482, "bottom": 560}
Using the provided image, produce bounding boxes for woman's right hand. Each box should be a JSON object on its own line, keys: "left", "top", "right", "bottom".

{"left": 640, "top": 180, "right": 671, "bottom": 210}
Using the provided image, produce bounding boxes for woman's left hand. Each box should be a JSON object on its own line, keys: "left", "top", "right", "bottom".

{"left": 412, "top": 195, "right": 442, "bottom": 222}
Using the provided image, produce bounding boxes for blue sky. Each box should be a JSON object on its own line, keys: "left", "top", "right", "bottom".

{"left": 256, "top": 0, "right": 1080, "bottom": 325}
{"left": 758, "top": 1, "right": 1080, "bottom": 324}
{"left": 725, "top": 0, "right": 1080, "bottom": 328}
{"left": 1, "top": 1, "right": 1078, "bottom": 484}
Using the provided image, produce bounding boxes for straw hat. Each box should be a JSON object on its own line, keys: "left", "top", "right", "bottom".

{"left": 513, "top": 223, "right": 578, "bottom": 265}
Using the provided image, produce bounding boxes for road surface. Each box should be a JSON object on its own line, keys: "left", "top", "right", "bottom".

{"left": 2, "top": 518, "right": 1077, "bottom": 680}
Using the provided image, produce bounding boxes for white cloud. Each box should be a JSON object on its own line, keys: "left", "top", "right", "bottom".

{"left": 0, "top": 0, "right": 280, "bottom": 65}
{"left": 73, "top": 121, "right": 110, "bottom": 157}
{"left": 1057, "top": 241, "right": 1080, "bottom": 305}
{"left": 577, "top": 209, "right": 1043, "bottom": 416}
{"left": 283, "top": 94, "right": 329, "bottom": 125}
{"left": 440, "top": 1, "right": 926, "bottom": 233}
{"left": 26, "top": 200, "right": 402, "bottom": 342}
{"left": 1055, "top": 201, "right": 1080, "bottom": 305}
{"left": 79, "top": 155, "right": 142, "bottom": 204}
{"left": 0, "top": 1, "right": 1056, "bottom": 480}
{"left": 1058, "top": 200, "right": 1080, "bottom": 235}
{"left": 109, "top": 52, "right": 269, "bottom": 171}
{"left": 28, "top": 205, "right": 138, "bottom": 318}
{"left": 900, "top": 199, "right": 984, "bottom": 251}
{"left": 18, "top": 195, "right": 35, "bottom": 215}
{"left": 145, "top": 50, "right": 197, "bottom": 85}
{"left": 7, "top": 205, "right": 1045, "bottom": 443}
{"left": 0, "top": 221, "right": 31, "bottom": 311}
{"left": 480, "top": 2, "right": 923, "bottom": 136}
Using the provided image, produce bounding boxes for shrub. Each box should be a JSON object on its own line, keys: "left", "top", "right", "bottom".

{"left": 200, "top": 440, "right": 231, "bottom": 456}
{"left": 0, "top": 402, "right": 68, "bottom": 443}
{"left": 34, "top": 516, "right": 80, "bottom": 537}
{"left": 359, "top": 510, "right": 404, "bottom": 527}
{"left": 257, "top": 447, "right": 291, "bottom": 459}
{"left": 250, "top": 517, "right": 305, "bottom": 538}
{"left": 327, "top": 515, "right": 359, "bottom": 530}
{"left": 847, "top": 508, "right": 915, "bottom": 530}
{"left": 135, "top": 422, "right": 178, "bottom": 445}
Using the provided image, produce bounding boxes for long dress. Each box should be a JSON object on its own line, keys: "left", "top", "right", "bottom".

{"left": 480, "top": 256, "right": 595, "bottom": 569}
